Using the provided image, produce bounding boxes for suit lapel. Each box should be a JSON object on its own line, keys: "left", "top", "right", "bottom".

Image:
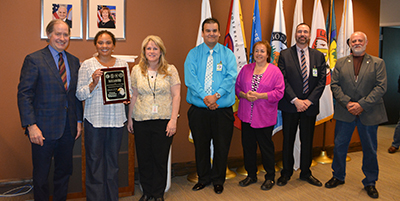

{"left": 42, "top": 47, "right": 65, "bottom": 90}
{"left": 290, "top": 46, "right": 302, "bottom": 77}
{"left": 355, "top": 54, "right": 371, "bottom": 85}
{"left": 66, "top": 53, "right": 76, "bottom": 93}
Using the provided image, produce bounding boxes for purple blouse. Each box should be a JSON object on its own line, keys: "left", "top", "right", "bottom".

{"left": 235, "top": 63, "right": 285, "bottom": 128}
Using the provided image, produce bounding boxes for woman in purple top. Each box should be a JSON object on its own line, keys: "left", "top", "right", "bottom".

{"left": 235, "top": 40, "right": 285, "bottom": 190}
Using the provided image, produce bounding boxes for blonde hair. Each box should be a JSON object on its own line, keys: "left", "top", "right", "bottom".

{"left": 139, "top": 35, "right": 170, "bottom": 77}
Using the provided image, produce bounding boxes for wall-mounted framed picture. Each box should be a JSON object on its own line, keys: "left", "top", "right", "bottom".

{"left": 87, "top": 0, "right": 126, "bottom": 40}
{"left": 41, "top": 0, "right": 83, "bottom": 39}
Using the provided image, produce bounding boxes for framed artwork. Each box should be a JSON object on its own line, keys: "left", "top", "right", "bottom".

{"left": 87, "top": 0, "right": 126, "bottom": 40}
{"left": 41, "top": 0, "right": 83, "bottom": 39}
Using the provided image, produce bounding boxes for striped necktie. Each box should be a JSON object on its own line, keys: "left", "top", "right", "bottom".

{"left": 204, "top": 50, "right": 213, "bottom": 95}
{"left": 58, "top": 52, "right": 67, "bottom": 90}
{"left": 300, "top": 49, "right": 309, "bottom": 94}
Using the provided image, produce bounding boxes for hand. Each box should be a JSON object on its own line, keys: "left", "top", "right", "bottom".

{"left": 75, "top": 122, "right": 83, "bottom": 140}
{"left": 346, "top": 102, "right": 364, "bottom": 116}
{"left": 203, "top": 95, "right": 218, "bottom": 108}
{"left": 27, "top": 124, "right": 45, "bottom": 146}
{"left": 246, "top": 91, "right": 258, "bottom": 102}
{"left": 294, "top": 99, "right": 309, "bottom": 112}
{"left": 89, "top": 69, "right": 102, "bottom": 91}
{"left": 208, "top": 102, "right": 219, "bottom": 110}
{"left": 166, "top": 119, "right": 177, "bottom": 137}
{"left": 127, "top": 118, "right": 134, "bottom": 133}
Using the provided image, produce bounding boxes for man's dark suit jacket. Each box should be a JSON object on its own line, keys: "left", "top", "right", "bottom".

{"left": 17, "top": 46, "right": 83, "bottom": 139}
{"left": 278, "top": 45, "right": 327, "bottom": 116}
{"left": 65, "top": 19, "right": 72, "bottom": 28}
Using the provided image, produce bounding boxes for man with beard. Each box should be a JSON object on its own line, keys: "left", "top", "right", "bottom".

{"left": 277, "top": 23, "right": 326, "bottom": 187}
{"left": 325, "top": 32, "right": 387, "bottom": 199}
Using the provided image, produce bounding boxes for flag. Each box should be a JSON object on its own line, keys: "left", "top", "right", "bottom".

{"left": 224, "top": 0, "right": 248, "bottom": 129}
{"left": 270, "top": 0, "right": 287, "bottom": 135}
{"left": 337, "top": 0, "right": 354, "bottom": 59}
{"left": 196, "top": 0, "right": 212, "bottom": 46}
{"left": 224, "top": 0, "right": 247, "bottom": 73}
{"left": 310, "top": 0, "right": 334, "bottom": 125}
{"left": 326, "top": 0, "right": 337, "bottom": 69}
{"left": 249, "top": 0, "right": 262, "bottom": 63}
{"left": 189, "top": 0, "right": 212, "bottom": 143}
{"left": 270, "top": 0, "right": 287, "bottom": 67}
{"left": 291, "top": 0, "right": 303, "bottom": 47}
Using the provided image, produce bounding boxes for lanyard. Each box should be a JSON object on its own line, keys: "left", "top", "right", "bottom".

{"left": 146, "top": 71, "right": 158, "bottom": 102}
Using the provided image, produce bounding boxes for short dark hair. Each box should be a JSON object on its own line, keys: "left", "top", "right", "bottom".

{"left": 94, "top": 30, "right": 116, "bottom": 45}
{"left": 251, "top": 40, "right": 272, "bottom": 63}
{"left": 295, "top": 23, "right": 311, "bottom": 32}
{"left": 46, "top": 19, "right": 70, "bottom": 36}
{"left": 202, "top": 18, "right": 220, "bottom": 31}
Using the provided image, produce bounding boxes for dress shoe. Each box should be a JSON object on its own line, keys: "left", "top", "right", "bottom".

{"left": 214, "top": 184, "right": 224, "bottom": 194}
{"left": 261, "top": 180, "right": 275, "bottom": 190}
{"left": 277, "top": 176, "right": 290, "bottom": 186}
{"left": 388, "top": 146, "right": 398, "bottom": 153}
{"left": 300, "top": 175, "right": 322, "bottom": 187}
{"left": 139, "top": 194, "right": 152, "bottom": 201}
{"left": 364, "top": 185, "right": 379, "bottom": 198}
{"left": 239, "top": 176, "right": 257, "bottom": 187}
{"left": 192, "top": 182, "right": 209, "bottom": 191}
{"left": 155, "top": 198, "right": 164, "bottom": 201}
{"left": 325, "top": 177, "right": 344, "bottom": 188}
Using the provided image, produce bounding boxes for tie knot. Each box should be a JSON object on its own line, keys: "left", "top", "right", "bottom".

{"left": 59, "top": 52, "right": 63, "bottom": 58}
{"left": 301, "top": 49, "right": 304, "bottom": 54}
{"left": 209, "top": 50, "right": 213, "bottom": 55}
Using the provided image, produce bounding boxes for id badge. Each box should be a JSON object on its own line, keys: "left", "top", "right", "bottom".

{"left": 217, "top": 62, "right": 223, "bottom": 71}
{"left": 312, "top": 67, "right": 318, "bottom": 77}
{"left": 152, "top": 104, "right": 158, "bottom": 114}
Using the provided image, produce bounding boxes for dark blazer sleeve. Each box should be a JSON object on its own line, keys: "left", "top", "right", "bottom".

{"left": 17, "top": 54, "right": 40, "bottom": 127}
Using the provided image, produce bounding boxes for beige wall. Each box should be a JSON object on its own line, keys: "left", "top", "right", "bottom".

{"left": 0, "top": 0, "right": 380, "bottom": 181}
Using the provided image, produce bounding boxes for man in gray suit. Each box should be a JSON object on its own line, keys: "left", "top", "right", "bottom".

{"left": 325, "top": 31, "right": 387, "bottom": 199}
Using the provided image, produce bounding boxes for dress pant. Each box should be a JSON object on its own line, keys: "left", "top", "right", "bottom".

{"left": 133, "top": 119, "right": 172, "bottom": 199}
{"left": 281, "top": 111, "right": 316, "bottom": 178}
{"left": 391, "top": 117, "right": 400, "bottom": 148}
{"left": 332, "top": 119, "right": 379, "bottom": 187}
{"left": 84, "top": 120, "right": 123, "bottom": 201}
{"left": 241, "top": 122, "right": 275, "bottom": 180}
{"left": 187, "top": 105, "right": 234, "bottom": 185}
{"left": 31, "top": 117, "right": 74, "bottom": 201}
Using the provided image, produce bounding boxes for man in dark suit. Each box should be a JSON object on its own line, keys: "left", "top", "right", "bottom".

{"left": 17, "top": 19, "right": 82, "bottom": 201}
{"left": 325, "top": 32, "right": 387, "bottom": 199}
{"left": 277, "top": 23, "right": 326, "bottom": 187}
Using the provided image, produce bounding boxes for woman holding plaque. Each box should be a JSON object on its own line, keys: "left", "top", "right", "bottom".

{"left": 76, "top": 30, "right": 131, "bottom": 201}
{"left": 235, "top": 41, "right": 284, "bottom": 190}
{"left": 127, "top": 35, "right": 180, "bottom": 201}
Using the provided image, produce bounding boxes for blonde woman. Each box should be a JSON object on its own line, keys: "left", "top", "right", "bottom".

{"left": 128, "top": 35, "right": 181, "bottom": 201}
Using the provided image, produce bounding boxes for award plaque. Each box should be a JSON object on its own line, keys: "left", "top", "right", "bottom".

{"left": 101, "top": 67, "right": 130, "bottom": 105}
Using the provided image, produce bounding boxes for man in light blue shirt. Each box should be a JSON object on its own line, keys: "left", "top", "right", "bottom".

{"left": 185, "top": 18, "right": 237, "bottom": 194}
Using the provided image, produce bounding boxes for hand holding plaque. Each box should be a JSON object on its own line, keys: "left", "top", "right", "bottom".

{"left": 101, "top": 67, "right": 130, "bottom": 105}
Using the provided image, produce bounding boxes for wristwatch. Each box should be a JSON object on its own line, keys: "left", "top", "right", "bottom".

{"left": 215, "top": 92, "right": 221, "bottom": 99}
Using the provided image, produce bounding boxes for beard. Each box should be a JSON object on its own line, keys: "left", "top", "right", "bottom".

{"left": 351, "top": 45, "right": 366, "bottom": 56}
{"left": 296, "top": 36, "right": 309, "bottom": 45}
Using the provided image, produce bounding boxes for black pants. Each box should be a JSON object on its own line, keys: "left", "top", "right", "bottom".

{"left": 31, "top": 117, "right": 74, "bottom": 201}
{"left": 281, "top": 111, "right": 316, "bottom": 178}
{"left": 134, "top": 119, "right": 172, "bottom": 199}
{"left": 241, "top": 122, "right": 275, "bottom": 180}
{"left": 188, "top": 105, "right": 234, "bottom": 185}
